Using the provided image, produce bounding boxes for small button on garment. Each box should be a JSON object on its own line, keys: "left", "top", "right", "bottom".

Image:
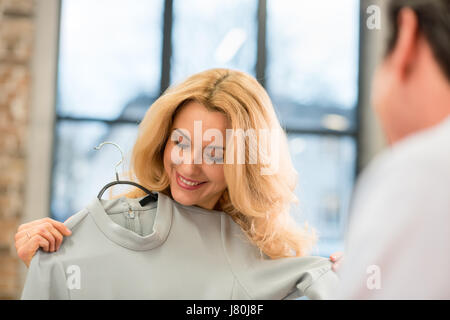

{"left": 126, "top": 206, "right": 136, "bottom": 233}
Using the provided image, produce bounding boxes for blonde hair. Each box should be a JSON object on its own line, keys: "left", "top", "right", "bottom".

{"left": 121, "top": 68, "right": 317, "bottom": 259}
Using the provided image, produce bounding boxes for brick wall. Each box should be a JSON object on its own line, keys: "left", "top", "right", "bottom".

{"left": 0, "top": 0, "right": 34, "bottom": 300}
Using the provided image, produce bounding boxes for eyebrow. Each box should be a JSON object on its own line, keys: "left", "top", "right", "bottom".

{"left": 173, "top": 128, "right": 225, "bottom": 150}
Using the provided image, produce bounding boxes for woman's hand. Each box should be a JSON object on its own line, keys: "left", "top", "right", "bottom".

{"left": 329, "top": 251, "right": 344, "bottom": 272}
{"left": 14, "top": 217, "right": 72, "bottom": 268}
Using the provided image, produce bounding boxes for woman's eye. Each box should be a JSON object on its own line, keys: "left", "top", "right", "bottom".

{"left": 208, "top": 154, "right": 222, "bottom": 159}
{"left": 174, "top": 141, "right": 189, "bottom": 149}
{"left": 207, "top": 149, "right": 224, "bottom": 162}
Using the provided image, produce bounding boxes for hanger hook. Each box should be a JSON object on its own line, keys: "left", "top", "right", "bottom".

{"left": 93, "top": 141, "right": 124, "bottom": 181}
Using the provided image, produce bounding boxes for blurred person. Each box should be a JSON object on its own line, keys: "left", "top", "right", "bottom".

{"left": 337, "top": 0, "right": 450, "bottom": 299}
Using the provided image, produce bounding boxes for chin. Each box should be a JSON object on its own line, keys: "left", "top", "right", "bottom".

{"left": 171, "top": 190, "right": 197, "bottom": 206}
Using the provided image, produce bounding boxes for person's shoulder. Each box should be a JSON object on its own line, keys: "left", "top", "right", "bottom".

{"left": 357, "top": 118, "right": 450, "bottom": 193}
{"left": 391, "top": 117, "right": 450, "bottom": 171}
{"left": 349, "top": 119, "right": 450, "bottom": 231}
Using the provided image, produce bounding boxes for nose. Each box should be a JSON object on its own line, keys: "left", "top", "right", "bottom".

{"left": 178, "top": 163, "right": 203, "bottom": 178}
{"left": 178, "top": 144, "right": 204, "bottom": 175}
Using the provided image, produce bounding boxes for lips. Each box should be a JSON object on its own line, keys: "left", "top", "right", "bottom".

{"left": 178, "top": 172, "right": 205, "bottom": 184}
{"left": 176, "top": 172, "right": 207, "bottom": 190}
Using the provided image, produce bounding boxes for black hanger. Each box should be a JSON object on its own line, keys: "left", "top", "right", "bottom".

{"left": 94, "top": 142, "right": 158, "bottom": 207}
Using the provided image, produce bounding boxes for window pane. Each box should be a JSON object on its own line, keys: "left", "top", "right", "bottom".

{"left": 51, "top": 121, "right": 139, "bottom": 222}
{"left": 57, "top": 0, "right": 164, "bottom": 120}
{"left": 288, "top": 134, "right": 357, "bottom": 256}
{"left": 267, "top": 0, "right": 359, "bottom": 111}
{"left": 171, "top": 0, "right": 258, "bottom": 84}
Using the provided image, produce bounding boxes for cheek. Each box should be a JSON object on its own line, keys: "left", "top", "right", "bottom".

{"left": 204, "top": 165, "right": 226, "bottom": 186}
{"left": 372, "top": 65, "right": 393, "bottom": 121}
{"left": 163, "top": 144, "right": 174, "bottom": 173}
{"left": 372, "top": 67, "right": 385, "bottom": 112}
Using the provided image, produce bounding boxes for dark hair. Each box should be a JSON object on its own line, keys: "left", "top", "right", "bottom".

{"left": 385, "top": 0, "right": 450, "bottom": 81}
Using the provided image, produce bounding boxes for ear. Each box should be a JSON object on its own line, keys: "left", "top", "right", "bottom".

{"left": 389, "top": 8, "right": 419, "bottom": 80}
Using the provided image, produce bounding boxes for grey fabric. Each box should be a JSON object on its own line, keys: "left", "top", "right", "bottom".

{"left": 21, "top": 192, "right": 339, "bottom": 300}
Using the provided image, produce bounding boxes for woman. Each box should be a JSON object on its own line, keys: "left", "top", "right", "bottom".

{"left": 16, "top": 68, "right": 343, "bottom": 299}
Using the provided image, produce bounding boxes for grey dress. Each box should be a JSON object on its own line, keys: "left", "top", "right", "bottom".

{"left": 21, "top": 192, "right": 339, "bottom": 299}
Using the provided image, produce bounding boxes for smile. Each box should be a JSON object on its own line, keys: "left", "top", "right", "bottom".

{"left": 176, "top": 172, "right": 207, "bottom": 190}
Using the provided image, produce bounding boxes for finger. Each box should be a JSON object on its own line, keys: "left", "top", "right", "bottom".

{"left": 15, "top": 229, "right": 32, "bottom": 248}
{"left": 17, "top": 235, "right": 50, "bottom": 267}
{"left": 15, "top": 224, "right": 67, "bottom": 253}
{"left": 330, "top": 251, "right": 344, "bottom": 261}
{"left": 332, "top": 260, "right": 341, "bottom": 272}
{"left": 15, "top": 232, "right": 31, "bottom": 250}
{"left": 15, "top": 228, "right": 43, "bottom": 245}
{"left": 41, "top": 222, "right": 65, "bottom": 251}
{"left": 44, "top": 218, "right": 72, "bottom": 236}
{"left": 34, "top": 225, "right": 56, "bottom": 252}
{"left": 45, "top": 225, "right": 64, "bottom": 251}
{"left": 15, "top": 228, "right": 44, "bottom": 249}
{"left": 18, "top": 217, "right": 72, "bottom": 236}
{"left": 34, "top": 234, "right": 51, "bottom": 252}
{"left": 16, "top": 220, "right": 70, "bottom": 245}
{"left": 17, "top": 218, "right": 52, "bottom": 232}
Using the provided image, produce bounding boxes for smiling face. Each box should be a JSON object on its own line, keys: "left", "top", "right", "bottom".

{"left": 163, "top": 100, "right": 230, "bottom": 210}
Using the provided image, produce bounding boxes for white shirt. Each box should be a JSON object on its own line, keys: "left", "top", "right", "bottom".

{"left": 336, "top": 115, "right": 450, "bottom": 299}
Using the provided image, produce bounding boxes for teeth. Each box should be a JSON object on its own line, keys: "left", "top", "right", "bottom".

{"left": 179, "top": 175, "right": 202, "bottom": 186}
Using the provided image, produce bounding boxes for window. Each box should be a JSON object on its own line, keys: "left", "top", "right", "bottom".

{"left": 171, "top": 0, "right": 258, "bottom": 83}
{"left": 52, "top": 0, "right": 360, "bottom": 257}
{"left": 266, "top": 0, "right": 360, "bottom": 255}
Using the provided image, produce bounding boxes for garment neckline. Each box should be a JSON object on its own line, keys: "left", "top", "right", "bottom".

{"left": 87, "top": 192, "right": 173, "bottom": 251}
{"left": 172, "top": 199, "right": 225, "bottom": 216}
{"left": 159, "top": 190, "right": 225, "bottom": 215}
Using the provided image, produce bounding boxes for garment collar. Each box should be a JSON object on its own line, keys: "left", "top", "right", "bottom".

{"left": 87, "top": 192, "right": 173, "bottom": 251}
